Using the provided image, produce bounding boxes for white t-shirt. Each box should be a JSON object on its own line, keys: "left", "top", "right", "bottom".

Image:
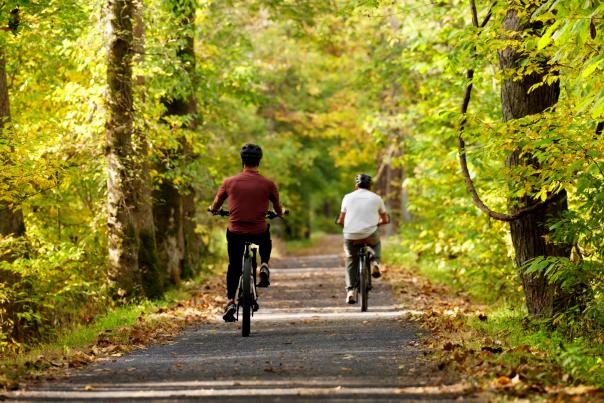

{"left": 340, "top": 189, "right": 387, "bottom": 240}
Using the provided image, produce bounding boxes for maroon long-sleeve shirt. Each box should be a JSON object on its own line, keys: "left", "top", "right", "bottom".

{"left": 213, "top": 169, "right": 282, "bottom": 234}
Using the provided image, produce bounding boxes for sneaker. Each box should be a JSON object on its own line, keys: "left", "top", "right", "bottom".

{"left": 222, "top": 302, "right": 237, "bottom": 322}
{"left": 371, "top": 261, "right": 381, "bottom": 279}
{"left": 346, "top": 289, "right": 357, "bottom": 304}
{"left": 257, "top": 263, "right": 270, "bottom": 288}
{"left": 252, "top": 300, "right": 260, "bottom": 312}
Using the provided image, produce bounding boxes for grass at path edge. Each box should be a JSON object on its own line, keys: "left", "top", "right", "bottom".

{"left": 0, "top": 275, "right": 224, "bottom": 391}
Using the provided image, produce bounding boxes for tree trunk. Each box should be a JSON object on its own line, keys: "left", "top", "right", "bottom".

{"left": 0, "top": 45, "right": 29, "bottom": 342}
{"left": 499, "top": 6, "right": 571, "bottom": 317}
{"left": 400, "top": 163, "right": 411, "bottom": 224}
{"left": 153, "top": 181, "right": 185, "bottom": 285}
{"left": 375, "top": 145, "right": 406, "bottom": 235}
{"left": 0, "top": 47, "right": 24, "bottom": 238}
{"left": 154, "top": 0, "right": 201, "bottom": 284}
{"left": 132, "top": 0, "right": 163, "bottom": 298}
{"left": 106, "top": 0, "right": 143, "bottom": 298}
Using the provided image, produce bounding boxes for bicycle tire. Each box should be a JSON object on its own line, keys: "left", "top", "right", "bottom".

{"left": 241, "top": 257, "right": 252, "bottom": 337}
{"left": 360, "top": 253, "right": 369, "bottom": 312}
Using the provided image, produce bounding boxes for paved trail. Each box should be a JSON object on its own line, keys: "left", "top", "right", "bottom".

{"left": 7, "top": 253, "right": 468, "bottom": 401}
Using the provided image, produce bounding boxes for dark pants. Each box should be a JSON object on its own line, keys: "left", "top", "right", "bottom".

{"left": 226, "top": 227, "right": 272, "bottom": 300}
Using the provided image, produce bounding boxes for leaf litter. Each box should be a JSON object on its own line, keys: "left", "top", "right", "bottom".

{"left": 383, "top": 264, "right": 603, "bottom": 401}
{"left": 0, "top": 276, "right": 224, "bottom": 392}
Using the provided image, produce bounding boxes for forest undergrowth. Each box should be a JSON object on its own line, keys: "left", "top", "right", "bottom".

{"left": 0, "top": 270, "right": 225, "bottom": 391}
{"left": 382, "top": 240, "right": 604, "bottom": 401}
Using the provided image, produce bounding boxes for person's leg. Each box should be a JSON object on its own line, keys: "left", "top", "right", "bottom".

{"left": 226, "top": 230, "right": 245, "bottom": 301}
{"left": 369, "top": 230, "right": 381, "bottom": 263}
{"left": 257, "top": 225, "right": 272, "bottom": 264}
{"left": 343, "top": 238, "right": 360, "bottom": 290}
{"left": 256, "top": 226, "right": 272, "bottom": 287}
{"left": 368, "top": 230, "right": 382, "bottom": 278}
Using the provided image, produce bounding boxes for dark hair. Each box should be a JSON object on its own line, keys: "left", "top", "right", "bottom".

{"left": 355, "top": 173, "right": 372, "bottom": 189}
{"left": 242, "top": 155, "right": 261, "bottom": 167}
{"left": 240, "top": 143, "right": 262, "bottom": 167}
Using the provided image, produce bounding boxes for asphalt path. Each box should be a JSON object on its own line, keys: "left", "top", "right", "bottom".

{"left": 6, "top": 253, "right": 469, "bottom": 402}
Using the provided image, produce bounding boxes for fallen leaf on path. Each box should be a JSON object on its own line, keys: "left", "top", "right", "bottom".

{"left": 494, "top": 376, "right": 511, "bottom": 387}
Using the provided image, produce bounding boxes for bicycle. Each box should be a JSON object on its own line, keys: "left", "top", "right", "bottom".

{"left": 209, "top": 209, "right": 285, "bottom": 337}
{"left": 350, "top": 219, "right": 389, "bottom": 312}
{"left": 352, "top": 240, "right": 376, "bottom": 312}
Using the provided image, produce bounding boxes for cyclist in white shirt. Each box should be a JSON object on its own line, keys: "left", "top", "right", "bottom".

{"left": 336, "top": 174, "right": 389, "bottom": 304}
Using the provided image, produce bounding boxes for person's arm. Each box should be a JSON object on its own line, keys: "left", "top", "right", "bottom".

{"left": 336, "top": 195, "right": 348, "bottom": 225}
{"left": 209, "top": 181, "right": 228, "bottom": 212}
{"left": 377, "top": 197, "right": 389, "bottom": 225}
{"left": 269, "top": 182, "right": 284, "bottom": 216}
{"left": 378, "top": 211, "right": 390, "bottom": 225}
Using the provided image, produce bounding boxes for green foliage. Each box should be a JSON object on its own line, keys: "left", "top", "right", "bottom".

{"left": 0, "top": 236, "right": 108, "bottom": 349}
{"left": 468, "top": 305, "right": 604, "bottom": 388}
{"left": 1, "top": 0, "right": 603, "bottom": 360}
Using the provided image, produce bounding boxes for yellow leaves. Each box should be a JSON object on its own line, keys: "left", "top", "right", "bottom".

{"left": 581, "top": 54, "right": 604, "bottom": 79}
{"left": 537, "top": 20, "right": 561, "bottom": 51}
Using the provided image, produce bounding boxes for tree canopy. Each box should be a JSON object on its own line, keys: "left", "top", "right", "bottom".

{"left": 0, "top": 0, "right": 602, "bottom": 367}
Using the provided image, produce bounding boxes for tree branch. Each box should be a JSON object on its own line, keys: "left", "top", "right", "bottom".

{"left": 374, "top": 144, "right": 396, "bottom": 184}
{"left": 457, "top": 0, "right": 561, "bottom": 222}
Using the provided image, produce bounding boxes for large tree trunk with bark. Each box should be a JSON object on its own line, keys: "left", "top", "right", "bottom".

{"left": 499, "top": 6, "right": 572, "bottom": 317}
{"left": 154, "top": 0, "right": 201, "bottom": 284}
{"left": 132, "top": 0, "right": 163, "bottom": 298}
{"left": 106, "top": 0, "right": 143, "bottom": 298}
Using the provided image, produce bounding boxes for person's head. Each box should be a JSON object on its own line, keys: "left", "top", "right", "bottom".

{"left": 355, "top": 173, "right": 372, "bottom": 190}
{"left": 240, "top": 143, "right": 263, "bottom": 168}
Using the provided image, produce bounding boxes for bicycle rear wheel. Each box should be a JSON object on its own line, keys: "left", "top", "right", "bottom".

{"left": 359, "top": 254, "right": 369, "bottom": 312}
{"left": 241, "top": 257, "right": 252, "bottom": 337}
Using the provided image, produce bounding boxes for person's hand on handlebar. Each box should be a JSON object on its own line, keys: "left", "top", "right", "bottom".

{"left": 378, "top": 212, "right": 390, "bottom": 226}
{"left": 266, "top": 209, "right": 289, "bottom": 220}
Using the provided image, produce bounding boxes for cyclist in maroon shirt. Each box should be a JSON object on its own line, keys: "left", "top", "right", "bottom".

{"left": 210, "top": 144, "right": 284, "bottom": 322}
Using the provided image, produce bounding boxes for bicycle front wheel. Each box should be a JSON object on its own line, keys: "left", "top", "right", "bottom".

{"left": 359, "top": 254, "right": 369, "bottom": 312}
{"left": 241, "top": 257, "right": 252, "bottom": 337}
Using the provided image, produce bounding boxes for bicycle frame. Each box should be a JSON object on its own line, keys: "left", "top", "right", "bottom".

{"left": 235, "top": 242, "right": 258, "bottom": 319}
{"left": 357, "top": 244, "right": 375, "bottom": 312}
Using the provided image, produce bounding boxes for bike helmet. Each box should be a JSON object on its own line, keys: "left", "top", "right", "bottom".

{"left": 355, "top": 173, "right": 372, "bottom": 188}
{"left": 240, "top": 143, "right": 263, "bottom": 159}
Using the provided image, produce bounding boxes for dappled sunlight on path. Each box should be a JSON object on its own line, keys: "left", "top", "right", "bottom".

{"left": 5, "top": 236, "right": 472, "bottom": 401}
